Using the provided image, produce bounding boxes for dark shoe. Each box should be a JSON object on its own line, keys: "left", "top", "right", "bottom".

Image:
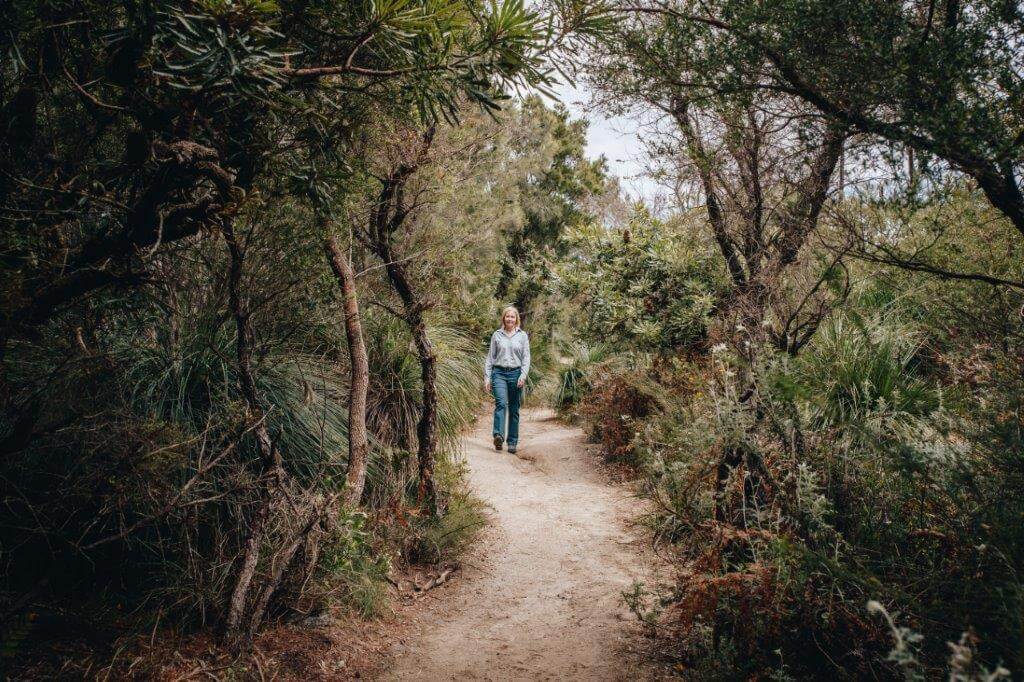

{"left": 508, "top": 444, "right": 517, "bottom": 455}
{"left": 493, "top": 434, "right": 503, "bottom": 451}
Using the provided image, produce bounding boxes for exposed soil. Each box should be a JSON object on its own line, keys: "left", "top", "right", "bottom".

{"left": 380, "top": 408, "right": 664, "bottom": 681}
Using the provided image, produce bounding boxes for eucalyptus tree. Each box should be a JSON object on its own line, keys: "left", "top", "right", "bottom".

{"left": 584, "top": 7, "right": 856, "bottom": 527}
{"left": 614, "top": 0, "right": 1024, "bottom": 236}
{"left": 587, "top": 8, "right": 851, "bottom": 354}
{"left": 495, "top": 96, "right": 611, "bottom": 324}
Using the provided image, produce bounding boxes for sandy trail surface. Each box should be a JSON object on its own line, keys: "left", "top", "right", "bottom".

{"left": 383, "top": 408, "right": 659, "bottom": 681}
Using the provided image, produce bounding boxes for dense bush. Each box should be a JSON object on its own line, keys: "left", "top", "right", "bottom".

{"left": 572, "top": 303, "right": 1024, "bottom": 678}
{"left": 0, "top": 244, "right": 486, "bottom": 657}
{"left": 558, "top": 211, "right": 721, "bottom": 354}
{"left": 558, "top": 195, "right": 1024, "bottom": 677}
{"left": 578, "top": 363, "right": 662, "bottom": 465}
{"left": 0, "top": 0, "right": 610, "bottom": 661}
{"left": 551, "top": 342, "right": 616, "bottom": 419}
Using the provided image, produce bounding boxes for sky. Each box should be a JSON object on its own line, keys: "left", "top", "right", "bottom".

{"left": 543, "top": 79, "right": 664, "bottom": 204}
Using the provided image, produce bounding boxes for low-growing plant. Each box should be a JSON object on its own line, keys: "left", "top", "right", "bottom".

{"left": 551, "top": 342, "right": 616, "bottom": 419}
{"left": 577, "top": 362, "right": 663, "bottom": 465}
{"left": 612, "top": 302, "right": 1024, "bottom": 677}
{"left": 316, "top": 510, "right": 393, "bottom": 619}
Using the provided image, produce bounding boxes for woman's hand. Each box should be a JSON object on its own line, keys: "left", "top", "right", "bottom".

{"left": 484, "top": 379, "right": 491, "bottom": 392}
{"left": 517, "top": 376, "right": 525, "bottom": 388}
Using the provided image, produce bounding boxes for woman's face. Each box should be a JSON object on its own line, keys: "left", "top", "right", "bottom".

{"left": 503, "top": 311, "right": 517, "bottom": 329}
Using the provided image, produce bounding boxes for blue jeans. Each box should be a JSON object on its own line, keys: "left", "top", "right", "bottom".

{"left": 491, "top": 366, "right": 522, "bottom": 445}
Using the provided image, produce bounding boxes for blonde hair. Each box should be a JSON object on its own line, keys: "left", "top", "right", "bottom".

{"left": 500, "top": 305, "right": 521, "bottom": 328}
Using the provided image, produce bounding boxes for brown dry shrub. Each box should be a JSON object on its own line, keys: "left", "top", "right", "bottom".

{"left": 650, "top": 518, "right": 890, "bottom": 677}
{"left": 577, "top": 370, "right": 660, "bottom": 464}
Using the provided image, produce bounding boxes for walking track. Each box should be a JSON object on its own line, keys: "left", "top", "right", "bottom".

{"left": 382, "top": 408, "right": 660, "bottom": 681}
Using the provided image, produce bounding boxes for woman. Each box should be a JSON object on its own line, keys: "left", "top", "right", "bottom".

{"left": 484, "top": 306, "right": 531, "bottom": 455}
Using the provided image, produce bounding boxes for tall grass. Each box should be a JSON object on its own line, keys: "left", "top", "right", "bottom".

{"left": 0, "top": 302, "right": 486, "bottom": 639}
{"left": 801, "top": 312, "right": 941, "bottom": 429}
{"left": 551, "top": 342, "right": 615, "bottom": 418}
{"left": 363, "top": 313, "right": 481, "bottom": 456}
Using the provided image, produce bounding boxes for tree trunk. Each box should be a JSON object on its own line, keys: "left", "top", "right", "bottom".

{"left": 245, "top": 501, "right": 324, "bottom": 639}
{"left": 377, "top": 245, "right": 440, "bottom": 517}
{"left": 222, "top": 220, "right": 279, "bottom": 474}
{"left": 324, "top": 236, "right": 370, "bottom": 507}
{"left": 224, "top": 499, "right": 269, "bottom": 643}
{"left": 221, "top": 219, "right": 280, "bottom": 649}
{"left": 361, "top": 126, "right": 440, "bottom": 516}
{"left": 411, "top": 318, "right": 439, "bottom": 515}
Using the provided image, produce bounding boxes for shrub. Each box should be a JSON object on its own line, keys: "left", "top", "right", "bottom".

{"left": 577, "top": 362, "right": 662, "bottom": 465}
{"left": 625, "top": 306, "right": 1024, "bottom": 677}
{"left": 558, "top": 210, "right": 721, "bottom": 354}
{"left": 551, "top": 342, "right": 616, "bottom": 419}
{"left": 0, "top": 291, "right": 486, "bottom": 668}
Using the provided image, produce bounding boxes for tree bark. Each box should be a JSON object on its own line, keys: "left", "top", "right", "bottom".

{"left": 365, "top": 220, "right": 440, "bottom": 516}
{"left": 411, "top": 317, "right": 439, "bottom": 515}
{"left": 670, "top": 96, "right": 748, "bottom": 288}
{"left": 222, "top": 220, "right": 279, "bottom": 474}
{"left": 221, "top": 218, "right": 280, "bottom": 649}
{"left": 383, "top": 254, "right": 440, "bottom": 517}
{"left": 324, "top": 236, "right": 371, "bottom": 507}
{"left": 245, "top": 501, "right": 324, "bottom": 638}
{"left": 224, "top": 498, "right": 269, "bottom": 645}
{"left": 360, "top": 126, "right": 441, "bottom": 516}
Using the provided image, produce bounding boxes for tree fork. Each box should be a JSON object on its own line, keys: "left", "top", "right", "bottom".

{"left": 375, "top": 239, "right": 441, "bottom": 517}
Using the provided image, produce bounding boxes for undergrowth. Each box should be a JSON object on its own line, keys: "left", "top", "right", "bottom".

{"left": 562, "top": 293, "right": 1024, "bottom": 677}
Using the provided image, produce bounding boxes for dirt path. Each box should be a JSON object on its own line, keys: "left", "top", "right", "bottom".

{"left": 383, "top": 408, "right": 660, "bottom": 681}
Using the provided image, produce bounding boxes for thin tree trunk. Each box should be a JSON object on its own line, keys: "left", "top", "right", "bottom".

{"left": 324, "top": 236, "right": 370, "bottom": 507}
{"left": 376, "top": 243, "right": 440, "bottom": 516}
{"left": 245, "top": 502, "right": 323, "bottom": 638}
{"left": 361, "top": 125, "right": 440, "bottom": 515}
{"left": 224, "top": 499, "right": 269, "bottom": 644}
{"left": 222, "top": 220, "right": 279, "bottom": 474}
{"left": 221, "top": 219, "right": 279, "bottom": 648}
{"left": 411, "top": 318, "right": 439, "bottom": 515}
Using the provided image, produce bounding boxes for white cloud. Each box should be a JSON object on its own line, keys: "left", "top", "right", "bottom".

{"left": 540, "top": 79, "right": 664, "bottom": 204}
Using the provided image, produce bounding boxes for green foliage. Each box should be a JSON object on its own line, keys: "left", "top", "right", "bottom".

{"left": 551, "top": 342, "right": 615, "bottom": 418}
{"left": 600, "top": 0, "right": 1024, "bottom": 231}
{"left": 560, "top": 190, "right": 1024, "bottom": 675}
{"left": 0, "top": 201, "right": 486, "bottom": 671}
{"left": 609, "top": 301, "right": 1024, "bottom": 676}
{"left": 406, "top": 486, "right": 487, "bottom": 565}
{"left": 363, "top": 314, "right": 481, "bottom": 455}
{"left": 152, "top": 6, "right": 291, "bottom": 99}
{"left": 559, "top": 209, "right": 720, "bottom": 353}
{"left": 492, "top": 95, "right": 616, "bottom": 372}
{"left": 318, "top": 509, "right": 393, "bottom": 618}
{"left": 575, "top": 11, "right": 1024, "bottom": 672}
{"left": 800, "top": 312, "right": 941, "bottom": 429}
{"left": 567, "top": 355, "right": 663, "bottom": 464}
